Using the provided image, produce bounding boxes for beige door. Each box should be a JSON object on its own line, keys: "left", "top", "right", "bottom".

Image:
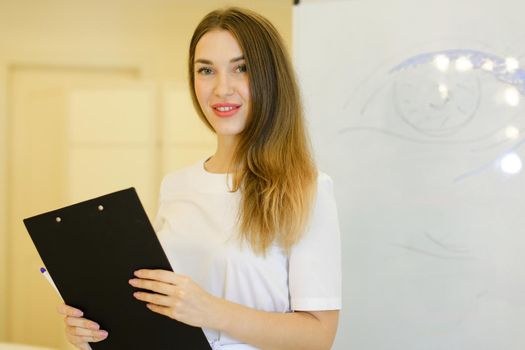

{"left": 8, "top": 65, "right": 159, "bottom": 349}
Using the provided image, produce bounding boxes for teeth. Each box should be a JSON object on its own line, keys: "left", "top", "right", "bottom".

{"left": 216, "top": 106, "right": 236, "bottom": 112}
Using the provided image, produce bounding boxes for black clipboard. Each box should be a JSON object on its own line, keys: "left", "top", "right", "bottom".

{"left": 24, "top": 188, "right": 211, "bottom": 350}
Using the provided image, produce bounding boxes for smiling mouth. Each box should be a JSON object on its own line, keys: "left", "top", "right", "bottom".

{"left": 214, "top": 106, "right": 239, "bottom": 112}
{"left": 211, "top": 103, "right": 241, "bottom": 118}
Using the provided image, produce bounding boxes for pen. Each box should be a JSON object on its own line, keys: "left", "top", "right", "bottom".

{"left": 40, "top": 267, "right": 62, "bottom": 298}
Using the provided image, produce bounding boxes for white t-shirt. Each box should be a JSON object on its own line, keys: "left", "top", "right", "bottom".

{"left": 154, "top": 158, "right": 342, "bottom": 350}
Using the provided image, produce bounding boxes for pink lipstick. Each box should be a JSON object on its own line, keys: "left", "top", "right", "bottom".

{"left": 211, "top": 103, "right": 241, "bottom": 118}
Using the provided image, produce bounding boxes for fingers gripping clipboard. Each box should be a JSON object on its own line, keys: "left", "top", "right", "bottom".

{"left": 24, "top": 188, "right": 211, "bottom": 350}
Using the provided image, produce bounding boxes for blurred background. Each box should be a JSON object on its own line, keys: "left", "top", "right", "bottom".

{"left": 0, "top": 0, "right": 292, "bottom": 348}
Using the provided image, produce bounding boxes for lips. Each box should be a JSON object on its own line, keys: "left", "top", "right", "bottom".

{"left": 211, "top": 103, "right": 241, "bottom": 117}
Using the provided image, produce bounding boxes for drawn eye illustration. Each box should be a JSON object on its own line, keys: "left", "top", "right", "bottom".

{"left": 392, "top": 64, "right": 481, "bottom": 137}
{"left": 340, "top": 48, "right": 525, "bottom": 179}
{"left": 390, "top": 49, "right": 524, "bottom": 139}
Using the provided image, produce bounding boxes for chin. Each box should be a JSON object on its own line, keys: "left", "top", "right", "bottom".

{"left": 210, "top": 123, "right": 245, "bottom": 135}
{"left": 215, "top": 130, "right": 243, "bottom": 137}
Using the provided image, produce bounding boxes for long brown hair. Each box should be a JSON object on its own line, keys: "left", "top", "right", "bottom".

{"left": 188, "top": 7, "right": 318, "bottom": 255}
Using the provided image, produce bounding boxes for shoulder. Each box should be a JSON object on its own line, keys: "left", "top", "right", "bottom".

{"left": 315, "top": 170, "right": 335, "bottom": 197}
{"left": 317, "top": 171, "right": 333, "bottom": 185}
{"left": 301, "top": 170, "right": 338, "bottom": 228}
{"left": 159, "top": 159, "right": 203, "bottom": 199}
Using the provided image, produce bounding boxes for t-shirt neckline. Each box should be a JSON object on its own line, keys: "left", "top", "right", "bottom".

{"left": 202, "top": 157, "right": 233, "bottom": 175}
{"left": 197, "top": 157, "right": 235, "bottom": 194}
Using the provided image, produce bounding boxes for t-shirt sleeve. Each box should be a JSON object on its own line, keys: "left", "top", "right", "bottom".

{"left": 152, "top": 175, "right": 169, "bottom": 233}
{"left": 289, "top": 172, "right": 342, "bottom": 311}
{"left": 152, "top": 171, "right": 181, "bottom": 233}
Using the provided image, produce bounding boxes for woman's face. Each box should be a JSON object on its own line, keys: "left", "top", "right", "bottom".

{"left": 194, "top": 29, "right": 251, "bottom": 141}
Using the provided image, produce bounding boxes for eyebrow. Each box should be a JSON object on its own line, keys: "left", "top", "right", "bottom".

{"left": 194, "top": 55, "right": 245, "bottom": 65}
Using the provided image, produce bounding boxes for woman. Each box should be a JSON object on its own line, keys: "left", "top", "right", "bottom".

{"left": 58, "top": 7, "right": 341, "bottom": 350}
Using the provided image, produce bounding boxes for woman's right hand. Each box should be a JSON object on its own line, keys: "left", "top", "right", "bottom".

{"left": 57, "top": 303, "right": 109, "bottom": 350}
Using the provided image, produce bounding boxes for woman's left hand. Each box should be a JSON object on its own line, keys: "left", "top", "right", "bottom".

{"left": 129, "top": 269, "right": 223, "bottom": 329}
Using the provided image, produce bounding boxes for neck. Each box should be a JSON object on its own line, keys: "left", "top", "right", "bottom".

{"left": 205, "top": 135, "right": 239, "bottom": 174}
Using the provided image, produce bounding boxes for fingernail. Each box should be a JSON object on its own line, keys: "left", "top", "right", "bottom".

{"left": 99, "top": 330, "right": 108, "bottom": 337}
{"left": 75, "top": 310, "right": 83, "bottom": 317}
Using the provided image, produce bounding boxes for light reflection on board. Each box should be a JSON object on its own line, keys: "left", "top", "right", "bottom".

{"left": 339, "top": 49, "right": 525, "bottom": 179}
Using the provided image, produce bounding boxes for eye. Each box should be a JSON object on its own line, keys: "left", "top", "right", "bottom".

{"left": 197, "top": 67, "right": 213, "bottom": 75}
{"left": 235, "top": 64, "right": 247, "bottom": 73}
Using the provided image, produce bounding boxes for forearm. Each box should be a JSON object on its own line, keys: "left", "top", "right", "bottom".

{"left": 130, "top": 270, "right": 339, "bottom": 348}
{"left": 211, "top": 297, "right": 338, "bottom": 350}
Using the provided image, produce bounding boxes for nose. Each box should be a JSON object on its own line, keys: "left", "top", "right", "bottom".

{"left": 213, "top": 72, "right": 234, "bottom": 97}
